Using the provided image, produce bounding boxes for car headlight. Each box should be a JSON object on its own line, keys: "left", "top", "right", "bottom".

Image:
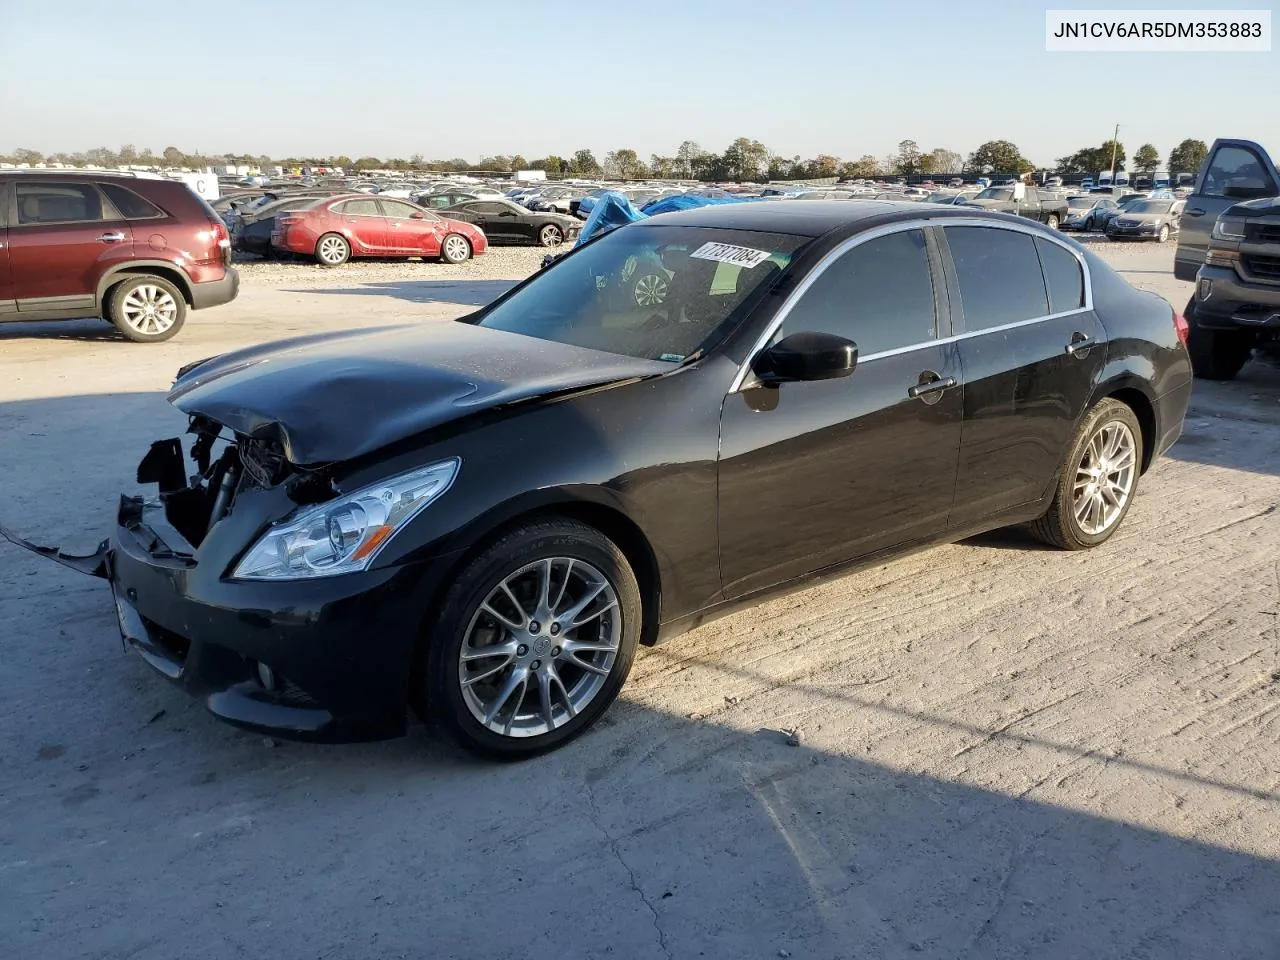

{"left": 1211, "top": 217, "right": 1246, "bottom": 241}
{"left": 232, "top": 459, "right": 459, "bottom": 580}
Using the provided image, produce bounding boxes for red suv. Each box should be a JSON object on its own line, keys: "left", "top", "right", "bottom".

{"left": 272, "top": 194, "right": 488, "bottom": 266}
{"left": 0, "top": 172, "right": 238, "bottom": 342}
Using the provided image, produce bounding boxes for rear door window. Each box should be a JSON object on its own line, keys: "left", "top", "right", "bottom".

{"left": 338, "top": 199, "right": 381, "bottom": 216}
{"left": 15, "top": 182, "right": 106, "bottom": 225}
{"left": 1035, "top": 238, "right": 1085, "bottom": 314}
{"left": 945, "top": 226, "right": 1049, "bottom": 331}
{"left": 99, "top": 183, "right": 164, "bottom": 219}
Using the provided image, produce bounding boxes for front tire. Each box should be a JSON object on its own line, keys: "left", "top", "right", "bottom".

{"left": 1045, "top": 213, "right": 1060, "bottom": 230}
{"left": 107, "top": 275, "right": 187, "bottom": 343}
{"left": 1156, "top": 224, "right": 1170, "bottom": 243}
{"left": 1187, "top": 321, "right": 1251, "bottom": 380}
{"left": 424, "top": 519, "right": 642, "bottom": 759}
{"left": 315, "top": 233, "right": 350, "bottom": 266}
{"left": 439, "top": 233, "right": 472, "bottom": 264}
{"left": 539, "top": 224, "right": 564, "bottom": 247}
{"left": 1029, "top": 398, "right": 1142, "bottom": 550}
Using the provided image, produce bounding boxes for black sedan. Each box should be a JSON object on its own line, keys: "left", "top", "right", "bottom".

{"left": 441, "top": 198, "right": 581, "bottom": 246}
{"left": 2, "top": 203, "right": 1193, "bottom": 759}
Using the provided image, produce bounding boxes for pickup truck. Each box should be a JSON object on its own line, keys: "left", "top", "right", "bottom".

{"left": 961, "top": 184, "right": 1069, "bottom": 229}
{"left": 1177, "top": 137, "right": 1280, "bottom": 380}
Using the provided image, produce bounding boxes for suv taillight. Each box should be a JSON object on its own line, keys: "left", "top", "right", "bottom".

{"left": 211, "top": 220, "right": 231, "bottom": 266}
{"left": 1173, "top": 308, "right": 1189, "bottom": 345}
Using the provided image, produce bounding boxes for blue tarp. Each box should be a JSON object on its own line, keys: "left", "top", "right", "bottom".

{"left": 574, "top": 191, "right": 765, "bottom": 247}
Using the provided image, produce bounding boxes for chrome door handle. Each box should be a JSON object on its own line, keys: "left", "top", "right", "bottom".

{"left": 98, "top": 232, "right": 126, "bottom": 243}
{"left": 1065, "top": 336, "right": 1099, "bottom": 357}
{"left": 907, "top": 376, "right": 957, "bottom": 399}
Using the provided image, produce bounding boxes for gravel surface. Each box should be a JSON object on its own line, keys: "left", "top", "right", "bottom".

{"left": 3, "top": 239, "right": 1279, "bottom": 960}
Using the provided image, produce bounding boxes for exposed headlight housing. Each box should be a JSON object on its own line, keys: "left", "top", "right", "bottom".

{"left": 1211, "top": 217, "right": 1246, "bottom": 241}
{"left": 232, "top": 459, "right": 459, "bottom": 580}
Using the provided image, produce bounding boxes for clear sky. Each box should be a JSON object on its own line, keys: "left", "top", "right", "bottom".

{"left": 1, "top": 0, "right": 1275, "bottom": 166}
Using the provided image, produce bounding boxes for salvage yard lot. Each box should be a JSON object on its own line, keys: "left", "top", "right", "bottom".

{"left": 2, "top": 240, "right": 1279, "bottom": 959}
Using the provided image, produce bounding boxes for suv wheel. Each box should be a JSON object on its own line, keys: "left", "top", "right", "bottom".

{"left": 315, "top": 233, "right": 351, "bottom": 266}
{"left": 1045, "top": 214, "right": 1060, "bottom": 230}
{"left": 1029, "top": 398, "right": 1142, "bottom": 550}
{"left": 1187, "top": 323, "right": 1252, "bottom": 380}
{"left": 107, "top": 275, "right": 187, "bottom": 343}
{"left": 1156, "top": 224, "right": 1170, "bottom": 243}
{"left": 423, "top": 519, "right": 641, "bottom": 759}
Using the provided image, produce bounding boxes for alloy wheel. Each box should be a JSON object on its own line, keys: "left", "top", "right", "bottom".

{"left": 633, "top": 273, "right": 669, "bottom": 306}
{"left": 120, "top": 284, "right": 179, "bottom": 336}
{"left": 540, "top": 225, "right": 563, "bottom": 247}
{"left": 444, "top": 235, "right": 470, "bottom": 262}
{"left": 318, "top": 235, "right": 348, "bottom": 264}
{"left": 458, "top": 558, "right": 621, "bottom": 738}
{"left": 1072, "top": 421, "right": 1137, "bottom": 535}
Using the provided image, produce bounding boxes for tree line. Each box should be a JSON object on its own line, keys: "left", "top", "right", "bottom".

{"left": 0, "top": 137, "right": 1211, "bottom": 181}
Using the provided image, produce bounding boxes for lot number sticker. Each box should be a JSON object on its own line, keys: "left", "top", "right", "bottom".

{"left": 690, "top": 242, "right": 772, "bottom": 269}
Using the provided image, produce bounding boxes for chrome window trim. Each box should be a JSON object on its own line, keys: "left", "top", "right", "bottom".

{"left": 729, "top": 216, "right": 1094, "bottom": 393}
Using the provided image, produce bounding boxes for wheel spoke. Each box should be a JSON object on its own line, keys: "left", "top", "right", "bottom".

{"left": 461, "top": 639, "right": 518, "bottom": 663}
{"left": 536, "top": 558, "right": 553, "bottom": 614}
{"left": 557, "top": 581, "right": 608, "bottom": 627}
{"left": 498, "top": 581, "right": 530, "bottom": 625}
{"left": 572, "top": 597, "right": 618, "bottom": 628}
{"left": 550, "top": 559, "right": 573, "bottom": 614}
{"left": 480, "top": 602, "right": 523, "bottom": 633}
{"left": 463, "top": 658, "right": 513, "bottom": 688}
{"left": 485, "top": 668, "right": 529, "bottom": 728}
{"left": 537, "top": 668, "right": 556, "bottom": 729}
{"left": 545, "top": 662, "right": 574, "bottom": 718}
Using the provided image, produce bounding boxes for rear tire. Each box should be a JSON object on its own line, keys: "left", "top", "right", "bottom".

{"left": 1029, "top": 398, "right": 1143, "bottom": 550}
{"left": 423, "top": 519, "right": 642, "bottom": 760}
{"left": 1045, "top": 214, "right": 1060, "bottom": 230}
{"left": 107, "top": 275, "right": 187, "bottom": 343}
{"left": 314, "top": 233, "right": 350, "bottom": 266}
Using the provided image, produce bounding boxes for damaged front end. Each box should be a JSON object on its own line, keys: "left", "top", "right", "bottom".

{"left": 4, "top": 416, "right": 422, "bottom": 743}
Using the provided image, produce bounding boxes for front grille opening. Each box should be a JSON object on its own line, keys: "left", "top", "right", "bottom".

{"left": 1244, "top": 255, "right": 1280, "bottom": 280}
{"left": 251, "top": 659, "right": 322, "bottom": 709}
{"left": 144, "top": 617, "right": 191, "bottom": 664}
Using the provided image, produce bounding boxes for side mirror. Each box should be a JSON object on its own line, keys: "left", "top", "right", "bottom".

{"left": 753, "top": 331, "right": 858, "bottom": 385}
{"left": 411, "top": 212, "right": 425, "bottom": 219}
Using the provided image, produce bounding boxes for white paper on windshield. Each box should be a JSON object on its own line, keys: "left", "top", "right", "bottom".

{"left": 689, "top": 241, "right": 771, "bottom": 269}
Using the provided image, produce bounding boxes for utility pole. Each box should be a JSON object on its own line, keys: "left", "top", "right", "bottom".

{"left": 1109, "top": 123, "right": 1120, "bottom": 183}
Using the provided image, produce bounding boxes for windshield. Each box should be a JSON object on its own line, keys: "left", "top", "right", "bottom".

{"left": 476, "top": 225, "right": 808, "bottom": 362}
{"left": 1125, "top": 200, "right": 1175, "bottom": 214}
{"left": 974, "top": 187, "right": 1013, "bottom": 201}
{"left": 1067, "top": 197, "right": 1094, "bottom": 210}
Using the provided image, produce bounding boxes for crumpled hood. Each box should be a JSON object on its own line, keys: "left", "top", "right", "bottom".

{"left": 168, "top": 322, "right": 669, "bottom": 464}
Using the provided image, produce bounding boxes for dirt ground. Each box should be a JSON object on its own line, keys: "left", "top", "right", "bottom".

{"left": 2, "top": 238, "right": 1278, "bottom": 960}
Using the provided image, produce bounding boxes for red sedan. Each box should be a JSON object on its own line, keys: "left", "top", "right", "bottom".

{"left": 272, "top": 194, "right": 488, "bottom": 266}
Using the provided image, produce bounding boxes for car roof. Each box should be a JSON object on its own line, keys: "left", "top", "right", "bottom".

{"left": 631, "top": 199, "right": 1004, "bottom": 238}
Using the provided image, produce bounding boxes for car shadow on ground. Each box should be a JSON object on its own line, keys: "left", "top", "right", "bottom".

{"left": 1, "top": 391, "right": 1278, "bottom": 957}
{"left": 0, "top": 318, "right": 125, "bottom": 342}
{"left": 285, "top": 279, "right": 517, "bottom": 307}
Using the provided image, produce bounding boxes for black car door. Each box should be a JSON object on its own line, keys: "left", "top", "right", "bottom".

{"left": 941, "top": 224, "right": 1104, "bottom": 529}
{"left": 718, "top": 227, "right": 964, "bottom": 599}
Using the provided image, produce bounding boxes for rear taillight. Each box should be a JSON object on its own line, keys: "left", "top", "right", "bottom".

{"left": 278, "top": 215, "right": 301, "bottom": 226}
{"left": 1173, "top": 308, "right": 1190, "bottom": 345}
{"left": 211, "top": 219, "right": 231, "bottom": 265}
